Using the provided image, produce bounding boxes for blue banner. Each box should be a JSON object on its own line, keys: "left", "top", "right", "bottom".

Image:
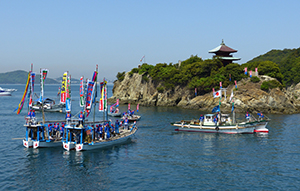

{"left": 212, "top": 105, "right": 220, "bottom": 113}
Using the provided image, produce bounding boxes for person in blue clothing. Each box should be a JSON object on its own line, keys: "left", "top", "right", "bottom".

{"left": 213, "top": 116, "right": 218, "bottom": 126}
{"left": 105, "top": 124, "right": 110, "bottom": 139}
{"left": 78, "top": 111, "right": 85, "bottom": 126}
{"left": 245, "top": 112, "right": 250, "bottom": 121}
{"left": 60, "top": 123, "right": 65, "bottom": 138}
{"left": 258, "top": 112, "right": 264, "bottom": 120}
{"left": 199, "top": 114, "right": 204, "bottom": 126}
{"left": 124, "top": 117, "right": 129, "bottom": 130}
{"left": 66, "top": 111, "right": 71, "bottom": 125}
{"left": 130, "top": 110, "right": 135, "bottom": 116}
{"left": 48, "top": 123, "right": 53, "bottom": 138}
{"left": 115, "top": 120, "right": 120, "bottom": 134}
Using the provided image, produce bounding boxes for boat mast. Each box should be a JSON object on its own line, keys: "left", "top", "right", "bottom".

{"left": 41, "top": 68, "right": 45, "bottom": 124}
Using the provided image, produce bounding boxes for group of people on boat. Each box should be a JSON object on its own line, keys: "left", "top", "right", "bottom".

{"left": 123, "top": 109, "right": 135, "bottom": 117}
{"left": 26, "top": 109, "right": 36, "bottom": 125}
{"left": 69, "top": 119, "right": 137, "bottom": 144}
{"left": 47, "top": 122, "right": 65, "bottom": 139}
{"left": 245, "top": 111, "right": 264, "bottom": 122}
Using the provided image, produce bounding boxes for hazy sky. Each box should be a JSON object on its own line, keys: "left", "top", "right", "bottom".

{"left": 1, "top": 0, "right": 299, "bottom": 81}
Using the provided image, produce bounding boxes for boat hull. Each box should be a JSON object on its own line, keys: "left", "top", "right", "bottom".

{"left": 108, "top": 112, "right": 122, "bottom": 117}
{"left": 33, "top": 140, "right": 62, "bottom": 148}
{"left": 173, "top": 123, "right": 255, "bottom": 134}
{"left": 76, "top": 133, "right": 134, "bottom": 151}
{"left": 254, "top": 121, "right": 269, "bottom": 133}
{"left": 76, "top": 127, "right": 138, "bottom": 151}
{"left": 0, "top": 92, "right": 13, "bottom": 96}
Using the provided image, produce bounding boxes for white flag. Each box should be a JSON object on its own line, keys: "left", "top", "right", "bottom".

{"left": 213, "top": 90, "right": 221, "bottom": 98}
{"left": 229, "top": 91, "right": 234, "bottom": 102}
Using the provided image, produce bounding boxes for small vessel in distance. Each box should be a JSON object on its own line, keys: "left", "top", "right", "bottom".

{"left": 0, "top": 87, "right": 17, "bottom": 96}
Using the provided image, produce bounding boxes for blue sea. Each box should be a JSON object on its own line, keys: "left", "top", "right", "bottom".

{"left": 0, "top": 84, "right": 300, "bottom": 190}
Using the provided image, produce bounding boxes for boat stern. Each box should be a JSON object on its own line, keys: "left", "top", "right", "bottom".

{"left": 23, "top": 139, "right": 33, "bottom": 148}
{"left": 76, "top": 144, "right": 84, "bottom": 151}
{"left": 63, "top": 142, "right": 75, "bottom": 151}
{"left": 33, "top": 141, "right": 39, "bottom": 149}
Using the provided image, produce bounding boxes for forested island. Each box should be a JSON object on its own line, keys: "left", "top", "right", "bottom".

{"left": 0, "top": 70, "right": 80, "bottom": 84}
{"left": 109, "top": 47, "right": 300, "bottom": 114}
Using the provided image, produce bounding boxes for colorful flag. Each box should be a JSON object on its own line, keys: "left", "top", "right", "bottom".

{"left": 16, "top": 72, "right": 31, "bottom": 114}
{"left": 29, "top": 72, "right": 35, "bottom": 107}
{"left": 99, "top": 81, "right": 107, "bottom": 112}
{"left": 66, "top": 75, "right": 71, "bottom": 112}
{"left": 60, "top": 72, "right": 67, "bottom": 104}
{"left": 213, "top": 90, "right": 221, "bottom": 98}
{"left": 39, "top": 69, "right": 48, "bottom": 103}
{"left": 85, "top": 80, "right": 95, "bottom": 110}
{"left": 79, "top": 76, "right": 84, "bottom": 107}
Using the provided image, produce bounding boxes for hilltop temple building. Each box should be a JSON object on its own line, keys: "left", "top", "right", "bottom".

{"left": 209, "top": 40, "right": 241, "bottom": 66}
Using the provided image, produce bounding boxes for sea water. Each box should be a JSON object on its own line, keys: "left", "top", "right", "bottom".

{"left": 0, "top": 84, "right": 300, "bottom": 190}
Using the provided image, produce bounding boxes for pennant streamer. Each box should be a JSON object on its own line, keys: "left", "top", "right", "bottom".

{"left": 16, "top": 72, "right": 31, "bottom": 114}
{"left": 60, "top": 72, "right": 67, "bottom": 104}
{"left": 79, "top": 76, "right": 84, "bottom": 107}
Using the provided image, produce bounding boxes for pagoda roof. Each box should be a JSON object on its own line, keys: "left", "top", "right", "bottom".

{"left": 219, "top": 57, "right": 241, "bottom": 61}
{"left": 209, "top": 40, "right": 237, "bottom": 53}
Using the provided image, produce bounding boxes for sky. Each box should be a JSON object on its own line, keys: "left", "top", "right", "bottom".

{"left": 1, "top": 0, "right": 300, "bottom": 81}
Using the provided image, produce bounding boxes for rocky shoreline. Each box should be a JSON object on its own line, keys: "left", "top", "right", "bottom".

{"left": 108, "top": 73, "right": 300, "bottom": 114}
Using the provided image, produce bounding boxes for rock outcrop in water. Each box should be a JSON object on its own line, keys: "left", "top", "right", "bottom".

{"left": 108, "top": 73, "right": 300, "bottom": 114}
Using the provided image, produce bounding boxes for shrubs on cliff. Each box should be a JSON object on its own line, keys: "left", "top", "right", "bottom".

{"left": 116, "top": 72, "right": 125, "bottom": 82}
{"left": 261, "top": 80, "right": 284, "bottom": 91}
{"left": 250, "top": 76, "right": 260, "bottom": 83}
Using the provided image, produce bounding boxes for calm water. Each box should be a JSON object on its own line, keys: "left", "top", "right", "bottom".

{"left": 0, "top": 84, "right": 300, "bottom": 190}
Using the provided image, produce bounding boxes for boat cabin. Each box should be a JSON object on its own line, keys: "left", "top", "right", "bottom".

{"left": 203, "top": 114, "right": 232, "bottom": 125}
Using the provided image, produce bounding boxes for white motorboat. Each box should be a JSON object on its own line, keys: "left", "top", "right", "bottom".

{"left": 0, "top": 87, "right": 17, "bottom": 96}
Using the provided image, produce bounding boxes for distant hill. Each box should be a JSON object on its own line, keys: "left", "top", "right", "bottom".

{"left": 0, "top": 70, "right": 59, "bottom": 84}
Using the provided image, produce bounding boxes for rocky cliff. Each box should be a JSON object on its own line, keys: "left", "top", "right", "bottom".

{"left": 108, "top": 73, "right": 300, "bottom": 114}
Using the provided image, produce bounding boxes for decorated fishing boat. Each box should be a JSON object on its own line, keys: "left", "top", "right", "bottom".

{"left": 172, "top": 89, "right": 269, "bottom": 134}
{"left": 64, "top": 67, "right": 138, "bottom": 151}
{"left": 0, "top": 87, "right": 17, "bottom": 96}
{"left": 17, "top": 66, "right": 71, "bottom": 148}
{"left": 108, "top": 99, "right": 121, "bottom": 117}
{"left": 121, "top": 103, "right": 141, "bottom": 121}
{"left": 172, "top": 113, "right": 257, "bottom": 134}
{"left": 32, "top": 97, "right": 65, "bottom": 112}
